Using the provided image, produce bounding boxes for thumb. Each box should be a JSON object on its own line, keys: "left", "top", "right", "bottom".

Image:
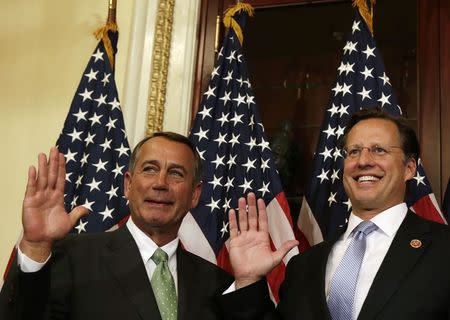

{"left": 68, "top": 205, "right": 89, "bottom": 228}
{"left": 272, "top": 240, "right": 299, "bottom": 264}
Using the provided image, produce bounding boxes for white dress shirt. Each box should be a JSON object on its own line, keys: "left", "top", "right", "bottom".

{"left": 18, "top": 217, "right": 180, "bottom": 294}
{"left": 325, "top": 203, "right": 408, "bottom": 319}
{"left": 126, "top": 217, "right": 179, "bottom": 294}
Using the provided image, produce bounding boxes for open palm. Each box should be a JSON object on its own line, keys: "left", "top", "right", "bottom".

{"left": 20, "top": 148, "right": 87, "bottom": 259}
{"left": 228, "top": 193, "right": 298, "bottom": 289}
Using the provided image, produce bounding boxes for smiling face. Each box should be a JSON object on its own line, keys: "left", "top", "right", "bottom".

{"left": 125, "top": 137, "right": 202, "bottom": 245}
{"left": 342, "top": 118, "right": 416, "bottom": 219}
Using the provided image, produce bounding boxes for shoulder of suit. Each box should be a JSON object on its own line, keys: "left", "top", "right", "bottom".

{"left": 288, "top": 241, "right": 329, "bottom": 266}
{"left": 178, "top": 249, "right": 233, "bottom": 278}
{"left": 405, "top": 212, "right": 450, "bottom": 243}
{"left": 54, "top": 226, "right": 125, "bottom": 252}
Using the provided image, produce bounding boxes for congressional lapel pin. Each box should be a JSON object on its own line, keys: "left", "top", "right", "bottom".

{"left": 410, "top": 239, "right": 422, "bottom": 249}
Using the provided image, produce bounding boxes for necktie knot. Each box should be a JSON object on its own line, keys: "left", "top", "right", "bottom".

{"left": 352, "top": 220, "right": 377, "bottom": 239}
{"left": 152, "top": 248, "right": 168, "bottom": 265}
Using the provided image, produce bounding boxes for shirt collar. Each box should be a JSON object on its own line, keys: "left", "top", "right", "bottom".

{"left": 344, "top": 203, "right": 408, "bottom": 240}
{"left": 126, "top": 217, "right": 179, "bottom": 265}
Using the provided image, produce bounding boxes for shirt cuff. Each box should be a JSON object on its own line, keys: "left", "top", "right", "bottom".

{"left": 223, "top": 281, "right": 236, "bottom": 294}
{"left": 17, "top": 246, "right": 51, "bottom": 273}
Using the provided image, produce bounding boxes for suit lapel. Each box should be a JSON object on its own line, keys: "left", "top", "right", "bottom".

{"left": 358, "top": 212, "right": 432, "bottom": 319}
{"left": 319, "top": 225, "right": 348, "bottom": 319}
{"left": 315, "top": 241, "right": 334, "bottom": 319}
{"left": 101, "top": 227, "right": 162, "bottom": 320}
{"left": 176, "top": 247, "right": 199, "bottom": 320}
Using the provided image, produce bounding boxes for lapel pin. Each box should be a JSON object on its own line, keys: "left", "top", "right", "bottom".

{"left": 410, "top": 239, "right": 422, "bottom": 249}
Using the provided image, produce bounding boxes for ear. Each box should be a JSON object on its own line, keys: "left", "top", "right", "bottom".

{"left": 404, "top": 157, "right": 417, "bottom": 181}
{"left": 124, "top": 171, "right": 132, "bottom": 199}
{"left": 190, "top": 182, "right": 203, "bottom": 209}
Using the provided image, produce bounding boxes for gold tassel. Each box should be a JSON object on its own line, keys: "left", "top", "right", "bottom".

{"left": 352, "top": 0, "right": 376, "bottom": 35}
{"left": 223, "top": 2, "right": 254, "bottom": 45}
{"left": 94, "top": 21, "right": 118, "bottom": 70}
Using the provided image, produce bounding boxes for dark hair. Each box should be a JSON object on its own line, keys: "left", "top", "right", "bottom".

{"left": 129, "top": 132, "right": 203, "bottom": 185}
{"left": 341, "top": 107, "right": 420, "bottom": 161}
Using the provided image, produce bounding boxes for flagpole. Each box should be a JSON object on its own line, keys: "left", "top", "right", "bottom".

{"left": 108, "top": 0, "right": 117, "bottom": 23}
{"left": 94, "top": 0, "right": 118, "bottom": 69}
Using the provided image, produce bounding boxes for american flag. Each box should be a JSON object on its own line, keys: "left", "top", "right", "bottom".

{"left": 179, "top": 7, "right": 298, "bottom": 302}
{"left": 298, "top": 9, "right": 447, "bottom": 246}
{"left": 56, "top": 26, "right": 130, "bottom": 233}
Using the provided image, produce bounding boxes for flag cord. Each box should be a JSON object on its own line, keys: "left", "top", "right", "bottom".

{"left": 94, "top": 21, "right": 118, "bottom": 70}
{"left": 223, "top": 2, "right": 254, "bottom": 45}
{"left": 352, "top": 0, "right": 375, "bottom": 35}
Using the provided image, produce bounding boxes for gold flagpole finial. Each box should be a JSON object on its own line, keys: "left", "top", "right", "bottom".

{"left": 352, "top": 0, "right": 376, "bottom": 35}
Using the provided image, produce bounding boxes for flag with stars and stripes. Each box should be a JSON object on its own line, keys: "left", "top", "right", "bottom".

{"left": 56, "top": 26, "right": 130, "bottom": 233}
{"left": 178, "top": 5, "right": 300, "bottom": 302}
{"left": 297, "top": 9, "right": 447, "bottom": 246}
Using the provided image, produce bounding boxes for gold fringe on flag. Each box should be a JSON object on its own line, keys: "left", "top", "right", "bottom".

{"left": 353, "top": 0, "right": 376, "bottom": 35}
{"left": 223, "top": 2, "right": 254, "bottom": 45}
{"left": 94, "top": 21, "right": 118, "bottom": 70}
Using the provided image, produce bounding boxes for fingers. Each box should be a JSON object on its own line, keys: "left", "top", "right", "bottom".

{"left": 228, "top": 209, "right": 239, "bottom": 238}
{"left": 47, "top": 147, "right": 60, "bottom": 190}
{"left": 257, "top": 198, "right": 269, "bottom": 232}
{"left": 237, "top": 196, "right": 248, "bottom": 233}
{"left": 68, "top": 206, "right": 89, "bottom": 228}
{"left": 272, "top": 240, "right": 299, "bottom": 264}
{"left": 247, "top": 193, "right": 258, "bottom": 230}
{"left": 36, "top": 152, "right": 49, "bottom": 190}
{"left": 32, "top": 148, "right": 65, "bottom": 193}
{"left": 55, "top": 152, "right": 66, "bottom": 192}
{"left": 25, "top": 165, "right": 37, "bottom": 198}
{"left": 230, "top": 193, "right": 268, "bottom": 235}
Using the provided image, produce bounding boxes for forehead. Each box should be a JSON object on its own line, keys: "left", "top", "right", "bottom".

{"left": 347, "top": 118, "right": 400, "bottom": 144}
{"left": 136, "top": 137, "right": 195, "bottom": 166}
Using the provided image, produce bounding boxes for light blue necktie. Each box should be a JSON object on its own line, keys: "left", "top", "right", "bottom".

{"left": 327, "top": 220, "right": 378, "bottom": 320}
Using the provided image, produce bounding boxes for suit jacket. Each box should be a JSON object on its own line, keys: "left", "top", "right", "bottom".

{"left": 0, "top": 226, "right": 233, "bottom": 320}
{"left": 219, "top": 211, "right": 450, "bottom": 319}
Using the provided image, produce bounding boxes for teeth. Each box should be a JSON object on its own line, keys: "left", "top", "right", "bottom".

{"left": 358, "top": 175, "right": 378, "bottom": 182}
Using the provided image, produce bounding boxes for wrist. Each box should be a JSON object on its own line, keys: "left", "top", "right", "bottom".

{"left": 19, "top": 239, "right": 52, "bottom": 263}
{"left": 235, "top": 276, "right": 262, "bottom": 290}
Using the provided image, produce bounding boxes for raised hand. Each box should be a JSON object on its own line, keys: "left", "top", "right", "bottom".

{"left": 228, "top": 193, "right": 298, "bottom": 289}
{"left": 20, "top": 147, "right": 88, "bottom": 262}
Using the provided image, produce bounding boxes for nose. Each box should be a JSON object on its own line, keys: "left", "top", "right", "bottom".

{"left": 357, "top": 147, "right": 375, "bottom": 166}
{"left": 152, "top": 172, "right": 169, "bottom": 190}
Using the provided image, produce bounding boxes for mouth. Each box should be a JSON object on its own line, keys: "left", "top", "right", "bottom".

{"left": 354, "top": 175, "right": 382, "bottom": 183}
{"left": 144, "top": 198, "right": 174, "bottom": 207}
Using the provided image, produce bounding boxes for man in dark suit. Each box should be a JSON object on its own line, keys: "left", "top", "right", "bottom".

{"left": 219, "top": 108, "right": 450, "bottom": 319}
{"left": 0, "top": 132, "right": 233, "bottom": 320}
